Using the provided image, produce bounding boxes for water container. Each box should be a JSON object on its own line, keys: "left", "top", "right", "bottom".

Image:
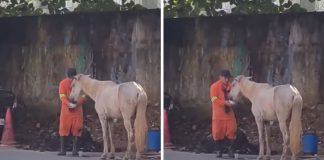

{"left": 147, "top": 129, "right": 160, "bottom": 151}
{"left": 303, "top": 132, "right": 318, "bottom": 155}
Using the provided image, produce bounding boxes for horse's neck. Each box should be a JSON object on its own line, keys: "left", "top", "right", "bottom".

{"left": 239, "top": 80, "right": 257, "bottom": 101}
{"left": 79, "top": 77, "right": 116, "bottom": 100}
{"left": 79, "top": 77, "right": 100, "bottom": 100}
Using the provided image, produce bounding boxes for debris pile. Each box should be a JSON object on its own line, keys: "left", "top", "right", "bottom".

{"left": 13, "top": 103, "right": 160, "bottom": 153}
{"left": 167, "top": 103, "right": 324, "bottom": 154}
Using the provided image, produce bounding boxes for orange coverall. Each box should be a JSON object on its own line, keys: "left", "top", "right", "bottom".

{"left": 210, "top": 80, "right": 237, "bottom": 141}
{"left": 58, "top": 78, "right": 85, "bottom": 137}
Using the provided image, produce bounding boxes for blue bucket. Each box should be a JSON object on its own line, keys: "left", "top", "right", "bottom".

{"left": 303, "top": 132, "right": 318, "bottom": 154}
{"left": 147, "top": 130, "right": 160, "bottom": 151}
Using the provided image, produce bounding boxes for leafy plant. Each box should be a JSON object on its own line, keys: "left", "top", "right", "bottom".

{"left": 164, "top": 0, "right": 318, "bottom": 18}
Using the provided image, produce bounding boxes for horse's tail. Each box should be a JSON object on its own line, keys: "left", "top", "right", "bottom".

{"left": 289, "top": 94, "right": 303, "bottom": 156}
{"left": 134, "top": 90, "right": 148, "bottom": 153}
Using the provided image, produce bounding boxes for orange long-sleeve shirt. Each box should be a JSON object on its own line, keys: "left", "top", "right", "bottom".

{"left": 210, "top": 80, "right": 235, "bottom": 120}
{"left": 58, "top": 78, "right": 85, "bottom": 136}
{"left": 59, "top": 78, "right": 84, "bottom": 117}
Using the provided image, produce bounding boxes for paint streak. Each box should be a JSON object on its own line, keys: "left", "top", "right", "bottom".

{"left": 77, "top": 35, "right": 92, "bottom": 73}
{"left": 64, "top": 26, "right": 72, "bottom": 46}
{"left": 234, "top": 35, "right": 248, "bottom": 76}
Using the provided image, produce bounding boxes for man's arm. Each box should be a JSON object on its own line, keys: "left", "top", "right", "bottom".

{"left": 59, "top": 81, "right": 69, "bottom": 107}
{"left": 210, "top": 84, "right": 225, "bottom": 107}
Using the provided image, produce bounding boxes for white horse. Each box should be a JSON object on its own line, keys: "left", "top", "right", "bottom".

{"left": 229, "top": 75, "right": 303, "bottom": 160}
{"left": 69, "top": 74, "right": 148, "bottom": 160}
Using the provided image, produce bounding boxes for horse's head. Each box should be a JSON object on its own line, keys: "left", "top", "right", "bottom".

{"left": 69, "top": 74, "right": 86, "bottom": 103}
{"left": 229, "top": 75, "right": 251, "bottom": 102}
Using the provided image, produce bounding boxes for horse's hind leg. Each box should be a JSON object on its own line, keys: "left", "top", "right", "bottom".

{"left": 278, "top": 120, "right": 288, "bottom": 160}
{"left": 107, "top": 119, "right": 115, "bottom": 159}
{"left": 264, "top": 122, "right": 271, "bottom": 160}
{"left": 123, "top": 119, "right": 134, "bottom": 160}
{"left": 99, "top": 115, "right": 109, "bottom": 160}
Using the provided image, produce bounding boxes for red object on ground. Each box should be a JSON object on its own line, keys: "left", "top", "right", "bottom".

{"left": 1, "top": 107, "right": 16, "bottom": 147}
{"left": 164, "top": 109, "right": 172, "bottom": 146}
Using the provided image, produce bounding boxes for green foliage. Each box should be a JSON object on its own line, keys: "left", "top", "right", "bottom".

{"left": 0, "top": 0, "right": 147, "bottom": 17}
{"left": 164, "top": 0, "right": 317, "bottom": 18}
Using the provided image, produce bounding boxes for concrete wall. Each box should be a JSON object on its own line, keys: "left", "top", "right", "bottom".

{"left": 165, "top": 12, "right": 324, "bottom": 115}
{"left": 0, "top": 10, "right": 160, "bottom": 116}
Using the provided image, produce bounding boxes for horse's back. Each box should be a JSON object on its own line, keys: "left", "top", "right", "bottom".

{"left": 119, "top": 81, "right": 145, "bottom": 93}
{"left": 117, "top": 82, "right": 147, "bottom": 118}
{"left": 273, "top": 84, "right": 301, "bottom": 120}
{"left": 251, "top": 84, "right": 277, "bottom": 120}
{"left": 274, "top": 84, "right": 300, "bottom": 99}
{"left": 117, "top": 81, "right": 146, "bottom": 103}
{"left": 252, "top": 83, "right": 274, "bottom": 103}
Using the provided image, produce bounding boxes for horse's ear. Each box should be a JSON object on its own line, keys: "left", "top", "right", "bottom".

{"left": 74, "top": 74, "right": 81, "bottom": 80}
{"left": 235, "top": 75, "right": 244, "bottom": 82}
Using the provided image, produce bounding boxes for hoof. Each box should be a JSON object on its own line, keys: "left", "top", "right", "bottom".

{"left": 108, "top": 154, "right": 115, "bottom": 159}
{"left": 72, "top": 151, "right": 79, "bottom": 157}
{"left": 135, "top": 152, "right": 141, "bottom": 160}
{"left": 280, "top": 155, "right": 287, "bottom": 160}
{"left": 123, "top": 152, "right": 131, "bottom": 160}
{"left": 101, "top": 153, "right": 107, "bottom": 160}
{"left": 57, "top": 152, "right": 66, "bottom": 156}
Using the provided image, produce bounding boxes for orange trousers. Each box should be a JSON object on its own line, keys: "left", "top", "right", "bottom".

{"left": 59, "top": 115, "right": 83, "bottom": 137}
{"left": 212, "top": 118, "right": 237, "bottom": 141}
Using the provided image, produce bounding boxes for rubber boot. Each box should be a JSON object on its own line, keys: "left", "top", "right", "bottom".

{"left": 57, "top": 136, "right": 66, "bottom": 156}
{"left": 215, "top": 140, "right": 223, "bottom": 158}
{"left": 227, "top": 139, "right": 235, "bottom": 158}
{"left": 72, "top": 136, "right": 79, "bottom": 156}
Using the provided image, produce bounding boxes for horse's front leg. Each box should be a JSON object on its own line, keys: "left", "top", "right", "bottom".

{"left": 264, "top": 122, "right": 271, "bottom": 160}
{"left": 278, "top": 120, "right": 288, "bottom": 160}
{"left": 99, "top": 115, "right": 109, "bottom": 160}
{"left": 255, "top": 118, "right": 265, "bottom": 160}
{"left": 107, "top": 119, "right": 115, "bottom": 159}
{"left": 123, "top": 119, "right": 134, "bottom": 160}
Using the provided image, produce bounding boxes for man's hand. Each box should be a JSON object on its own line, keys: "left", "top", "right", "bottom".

{"left": 224, "top": 101, "right": 230, "bottom": 106}
{"left": 224, "top": 100, "right": 236, "bottom": 114}
{"left": 68, "top": 102, "right": 77, "bottom": 109}
{"left": 228, "top": 100, "right": 236, "bottom": 106}
{"left": 225, "top": 100, "right": 236, "bottom": 107}
{"left": 68, "top": 102, "right": 77, "bottom": 112}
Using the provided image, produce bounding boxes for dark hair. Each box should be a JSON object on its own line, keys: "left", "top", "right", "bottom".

{"left": 66, "top": 68, "right": 77, "bottom": 78}
{"left": 220, "top": 69, "right": 232, "bottom": 78}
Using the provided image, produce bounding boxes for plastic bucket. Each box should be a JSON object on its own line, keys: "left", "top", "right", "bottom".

{"left": 147, "top": 130, "right": 160, "bottom": 151}
{"left": 303, "top": 133, "right": 318, "bottom": 154}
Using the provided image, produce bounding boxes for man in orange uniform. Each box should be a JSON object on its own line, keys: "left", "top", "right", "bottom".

{"left": 58, "top": 68, "right": 86, "bottom": 156}
{"left": 210, "top": 69, "right": 236, "bottom": 158}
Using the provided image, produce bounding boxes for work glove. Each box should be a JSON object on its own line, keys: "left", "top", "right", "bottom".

{"left": 68, "top": 102, "right": 77, "bottom": 112}
{"left": 224, "top": 100, "right": 235, "bottom": 114}
{"left": 228, "top": 100, "right": 236, "bottom": 106}
{"left": 69, "top": 102, "right": 77, "bottom": 108}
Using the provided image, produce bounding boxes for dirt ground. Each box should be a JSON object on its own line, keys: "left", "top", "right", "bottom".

{"left": 167, "top": 102, "right": 324, "bottom": 155}
{"left": 11, "top": 102, "right": 160, "bottom": 153}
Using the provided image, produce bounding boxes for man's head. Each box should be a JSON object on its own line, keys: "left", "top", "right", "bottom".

{"left": 66, "top": 68, "right": 77, "bottom": 79}
{"left": 219, "top": 69, "right": 232, "bottom": 83}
